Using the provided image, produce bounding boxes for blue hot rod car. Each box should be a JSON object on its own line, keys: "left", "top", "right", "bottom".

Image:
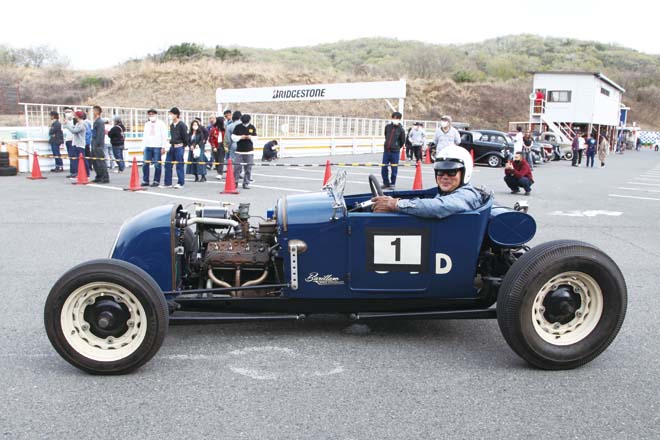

{"left": 44, "top": 171, "right": 627, "bottom": 374}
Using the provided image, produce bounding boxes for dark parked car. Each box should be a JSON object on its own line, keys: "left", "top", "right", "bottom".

{"left": 459, "top": 130, "right": 513, "bottom": 167}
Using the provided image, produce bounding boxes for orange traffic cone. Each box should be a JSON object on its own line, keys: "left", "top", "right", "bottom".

{"left": 424, "top": 147, "right": 432, "bottom": 164}
{"left": 124, "top": 157, "right": 145, "bottom": 191}
{"left": 400, "top": 147, "right": 406, "bottom": 161}
{"left": 27, "top": 151, "right": 46, "bottom": 180}
{"left": 72, "top": 153, "right": 89, "bottom": 185}
{"left": 322, "top": 160, "right": 332, "bottom": 186}
{"left": 470, "top": 148, "right": 475, "bottom": 163}
{"left": 222, "top": 158, "right": 238, "bottom": 194}
{"left": 412, "top": 161, "right": 423, "bottom": 190}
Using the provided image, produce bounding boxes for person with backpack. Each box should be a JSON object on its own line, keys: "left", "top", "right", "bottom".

{"left": 107, "top": 116, "right": 126, "bottom": 173}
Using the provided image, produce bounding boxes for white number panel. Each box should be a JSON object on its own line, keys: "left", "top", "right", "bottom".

{"left": 366, "top": 228, "right": 430, "bottom": 272}
{"left": 373, "top": 235, "right": 422, "bottom": 265}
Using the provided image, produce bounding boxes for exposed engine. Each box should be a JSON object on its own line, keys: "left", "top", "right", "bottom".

{"left": 174, "top": 203, "right": 283, "bottom": 297}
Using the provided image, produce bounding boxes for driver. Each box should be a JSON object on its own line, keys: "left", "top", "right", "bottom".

{"left": 371, "top": 145, "right": 487, "bottom": 218}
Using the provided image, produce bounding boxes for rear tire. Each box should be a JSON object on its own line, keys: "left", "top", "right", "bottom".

{"left": 496, "top": 240, "right": 626, "bottom": 370}
{"left": 563, "top": 151, "right": 573, "bottom": 161}
{"left": 486, "top": 154, "right": 502, "bottom": 167}
{"left": 44, "top": 259, "right": 169, "bottom": 374}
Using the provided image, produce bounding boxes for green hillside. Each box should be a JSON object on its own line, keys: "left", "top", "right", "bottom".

{"left": 3, "top": 35, "right": 659, "bottom": 129}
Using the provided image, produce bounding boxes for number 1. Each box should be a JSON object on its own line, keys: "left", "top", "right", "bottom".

{"left": 390, "top": 237, "right": 401, "bottom": 261}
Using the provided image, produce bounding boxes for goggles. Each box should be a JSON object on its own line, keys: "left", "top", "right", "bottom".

{"left": 435, "top": 169, "right": 459, "bottom": 177}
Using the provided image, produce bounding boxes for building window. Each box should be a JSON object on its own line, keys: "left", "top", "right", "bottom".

{"left": 601, "top": 87, "right": 610, "bottom": 96}
{"left": 548, "top": 90, "right": 572, "bottom": 103}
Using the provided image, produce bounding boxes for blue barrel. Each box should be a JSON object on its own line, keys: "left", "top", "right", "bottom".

{"left": 488, "top": 207, "right": 536, "bottom": 247}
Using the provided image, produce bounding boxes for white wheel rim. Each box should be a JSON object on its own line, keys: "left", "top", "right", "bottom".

{"left": 489, "top": 156, "right": 499, "bottom": 166}
{"left": 60, "top": 282, "right": 148, "bottom": 362}
{"left": 531, "top": 271, "right": 603, "bottom": 346}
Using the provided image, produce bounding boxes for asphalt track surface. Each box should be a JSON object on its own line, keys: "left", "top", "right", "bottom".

{"left": 1, "top": 151, "right": 659, "bottom": 439}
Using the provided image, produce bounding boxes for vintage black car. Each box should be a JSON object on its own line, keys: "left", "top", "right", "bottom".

{"left": 459, "top": 130, "right": 513, "bottom": 167}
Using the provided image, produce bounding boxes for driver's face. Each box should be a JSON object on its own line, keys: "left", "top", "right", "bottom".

{"left": 436, "top": 170, "right": 462, "bottom": 193}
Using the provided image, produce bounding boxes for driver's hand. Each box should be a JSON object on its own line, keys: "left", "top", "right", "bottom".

{"left": 371, "top": 196, "right": 399, "bottom": 213}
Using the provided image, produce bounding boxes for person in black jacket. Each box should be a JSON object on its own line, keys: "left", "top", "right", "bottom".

{"left": 48, "top": 111, "right": 64, "bottom": 172}
{"left": 381, "top": 111, "right": 406, "bottom": 190}
{"left": 107, "top": 116, "right": 126, "bottom": 172}
{"left": 163, "top": 107, "right": 189, "bottom": 188}
{"left": 91, "top": 105, "right": 109, "bottom": 183}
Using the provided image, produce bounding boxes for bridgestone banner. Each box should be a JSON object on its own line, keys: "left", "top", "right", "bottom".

{"left": 216, "top": 80, "right": 406, "bottom": 104}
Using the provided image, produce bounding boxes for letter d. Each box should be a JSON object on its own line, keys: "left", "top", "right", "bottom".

{"left": 435, "top": 253, "right": 452, "bottom": 275}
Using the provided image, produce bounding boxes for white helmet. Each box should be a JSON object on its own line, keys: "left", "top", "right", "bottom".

{"left": 434, "top": 145, "right": 474, "bottom": 185}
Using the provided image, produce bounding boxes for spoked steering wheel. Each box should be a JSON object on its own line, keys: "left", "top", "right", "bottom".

{"left": 369, "top": 174, "right": 383, "bottom": 197}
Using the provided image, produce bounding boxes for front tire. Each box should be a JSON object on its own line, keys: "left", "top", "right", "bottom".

{"left": 496, "top": 240, "right": 626, "bottom": 370}
{"left": 44, "top": 259, "right": 169, "bottom": 374}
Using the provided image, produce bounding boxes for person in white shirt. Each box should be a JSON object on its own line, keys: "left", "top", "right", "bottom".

{"left": 432, "top": 115, "right": 461, "bottom": 154}
{"left": 141, "top": 109, "right": 169, "bottom": 187}
{"left": 407, "top": 122, "right": 426, "bottom": 162}
{"left": 513, "top": 126, "right": 524, "bottom": 154}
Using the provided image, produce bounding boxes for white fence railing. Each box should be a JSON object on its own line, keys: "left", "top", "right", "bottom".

{"left": 20, "top": 102, "right": 450, "bottom": 140}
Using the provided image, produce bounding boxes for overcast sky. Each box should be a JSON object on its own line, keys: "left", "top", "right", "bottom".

{"left": 1, "top": 0, "right": 658, "bottom": 69}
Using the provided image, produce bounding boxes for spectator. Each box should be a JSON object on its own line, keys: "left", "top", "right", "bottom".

{"left": 63, "top": 107, "right": 76, "bottom": 177}
{"left": 407, "top": 122, "right": 426, "bottom": 162}
{"left": 522, "top": 130, "right": 534, "bottom": 169}
{"left": 616, "top": 130, "right": 625, "bottom": 154}
{"left": 209, "top": 116, "right": 226, "bottom": 180}
{"left": 598, "top": 134, "right": 609, "bottom": 168}
{"left": 141, "top": 109, "right": 168, "bottom": 187}
{"left": 513, "top": 126, "right": 524, "bottom": 155}
{"left": 534, "top": 89, "right": 545, "bottom": 113}
{"left": 504, "top": 152, "right": 534, "bottom": 195}
{"left": 231, "top": 114, "right": 257, "bottom": 190}
{"left": 636, "top": 136, "right": 642, "bottom": 152}
{"left": 223, "top": 109, "right": 232, "bottom": 127}
{"left": 103, "top": 118, "right": 114, "bottom": 170}
{"left": 162, "top": 107, "right": 189, "bottom": 189}
{"left": 82, "top": 112, "right": 93, "bottom": 175}
{"left": 186, "top": 119, "right": 207, "bottom": 182}
{"left": 585, "top": 133, "right": 597, "bottom": 168}
{"left": 262, "top": 140, "right": 279, "bottom": 161}
{"left": 404, "top": 125, "right": 413, "bottom": 161}
{"left": 381, "top": 111, "right": 406, "bottom": 190}
{"left": 432, "top": 115, "right": 461, "bottom": 154}
{"left": 108, "top": 116, "right": 126, "bottom": 173}
{"left": 193, "top": 117, "right": 209, "bottom": 146}
{"left": 571, "top": 132, "right": 581, "bottom": 167}
{"left": 63, "top": 110, "right": 87, "bottom": 179}
{"left": 91, "top": 105, "right": 109, "bottom": 184}
{"left": 578, "top": 133, "right": 586, "bottom": 165}
{"left": 225, "top": 110, "right": 242, "bottom": 163}
{"left": 48, "top": 111, "right": 64, "bottom": 172}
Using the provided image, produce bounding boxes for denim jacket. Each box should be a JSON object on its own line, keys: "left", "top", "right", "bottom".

{"left": 396, "top": 184, "right": 488, "bottom": 219}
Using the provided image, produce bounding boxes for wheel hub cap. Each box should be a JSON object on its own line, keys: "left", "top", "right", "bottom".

{"left": 542, "top": 286, "right": 582, "bottom": 325}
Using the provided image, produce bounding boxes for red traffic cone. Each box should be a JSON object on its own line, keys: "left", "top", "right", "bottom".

{"left": 412, "top": 161, "right": 423, "bottom": 190}
{"left": 424, "top": 147, "right": 432, "bottom": 164}
{"left": 322, "top": 160, "right": 332, "bottom": 186}
{"left": 470, "top": 148, "right": 475, "bottom": 163}
{"left": 222, "top": 158, "right": 238, "bottom": 194}
{"left": 73, "top": 153, "right": 89, "bottom": 185}
{"left": 400, "top": 147, "right": 406, "bottom": 161}
{"left": 124, "top": 157, "right": 145, "bottom": 191}
{"left": 27, "top": 151, "right": 46, "bottom": 180}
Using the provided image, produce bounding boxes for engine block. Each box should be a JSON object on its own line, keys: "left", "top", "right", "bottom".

{"left": 205, "top": 239, "right": 270, "bottom": 267}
